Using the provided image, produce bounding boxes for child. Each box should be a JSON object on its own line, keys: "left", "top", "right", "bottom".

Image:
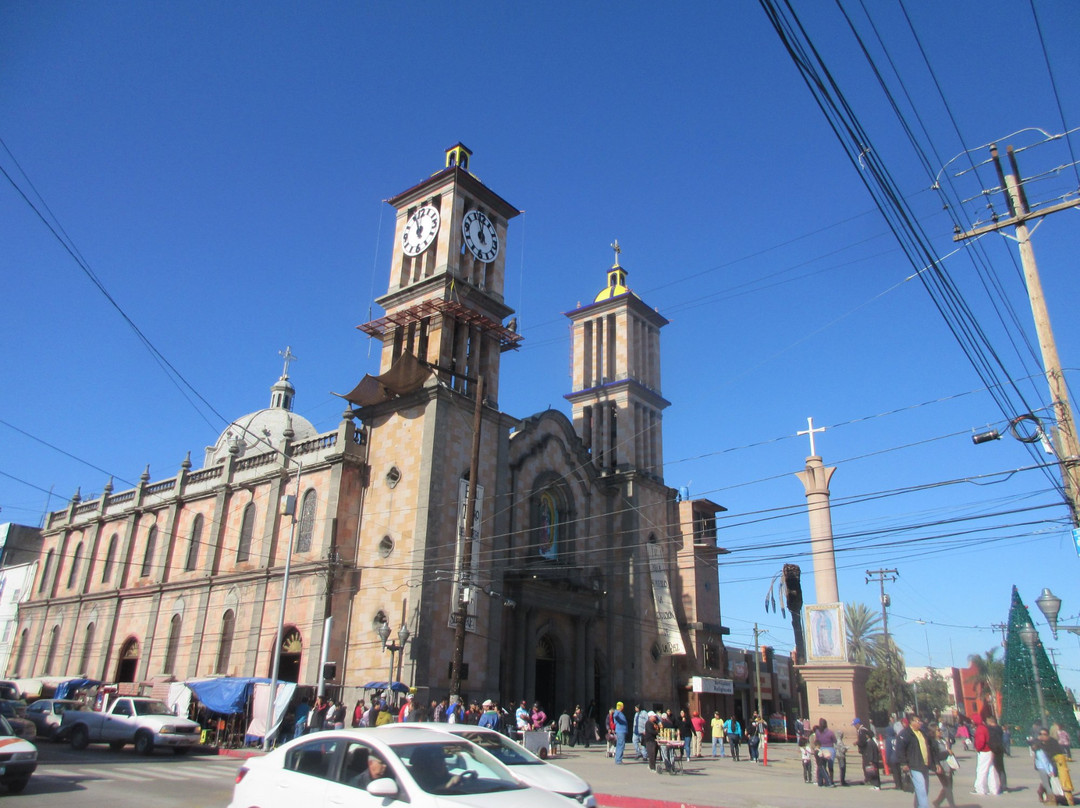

{"left": 800, "top": 738, "right": 813, "bottom": 783}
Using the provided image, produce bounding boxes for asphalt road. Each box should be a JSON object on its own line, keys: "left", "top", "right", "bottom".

{"left": 14, "top": 741, "right": 239, "bottom": 808}
{"left": 13, "top": 735, "right": 1057, "bottom": 808}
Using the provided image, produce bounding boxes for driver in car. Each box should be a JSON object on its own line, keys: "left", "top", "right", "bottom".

{"left": 350, "top": 753, "right": 392, "bottom": 790}
{"left": 409, "top": 746, "right": 469, "bottom": 793}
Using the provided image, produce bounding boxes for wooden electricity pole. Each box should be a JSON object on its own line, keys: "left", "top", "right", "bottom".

{"left": 867, "top": 568, "right": 899, "bottom": 714}
{"left": 954, "top": 144, "right": 1080, "bottom": 528}
{"left": 449, "top": 374, "right": 485, "bottom": 703}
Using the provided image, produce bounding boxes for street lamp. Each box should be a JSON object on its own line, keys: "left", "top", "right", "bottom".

{"left": 376, "top": 621, "right": 411, "bottom": 694}
{"left": 1035, "top": 588, "right": 1080, "bottom": 640}
{"left": 1018, "top": 622, "right": 1049, "bottom": 728}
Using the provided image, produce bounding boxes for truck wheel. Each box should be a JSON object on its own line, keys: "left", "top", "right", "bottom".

{"left": 134, "top": 731, "right": 154, "bottom": 756}
{"left": 6, "top": 777, "right": 29, "bottom": 793}
{"left": 70, "top": 724, "right": 90, "bottom": 751}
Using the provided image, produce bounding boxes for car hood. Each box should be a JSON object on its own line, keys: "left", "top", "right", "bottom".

{"left": 508, "top": 761, "right": 591, "bottom": 796}
{"left": 0, "top": 736, "right": 36, "bottom": 755}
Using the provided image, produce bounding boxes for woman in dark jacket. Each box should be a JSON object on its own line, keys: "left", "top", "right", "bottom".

{"left": 678, "top": 710, "right": 694, "bottom": 760}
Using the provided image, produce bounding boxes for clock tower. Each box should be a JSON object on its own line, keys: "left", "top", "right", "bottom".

{"left": 350, "top": 145, "right": 521, "bottom": 699}
{"left": 360, "top": 143, "right": 521, "bottom": 403}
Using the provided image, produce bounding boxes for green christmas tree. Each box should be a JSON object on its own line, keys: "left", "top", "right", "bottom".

{"left": 1001, "top": 586, "right": 1079, "bottom": 741}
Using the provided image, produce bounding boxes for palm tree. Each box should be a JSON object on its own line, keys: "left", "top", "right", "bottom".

{"left": 968, "top": 647, "right": 1004, "bottom": 714}
{"left": 846, "top": 602, "right": 883, "bottom": 665}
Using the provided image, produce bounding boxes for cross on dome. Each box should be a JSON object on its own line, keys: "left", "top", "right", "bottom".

{"left": 279, "top": 345, "right": 298, "bottom": 379}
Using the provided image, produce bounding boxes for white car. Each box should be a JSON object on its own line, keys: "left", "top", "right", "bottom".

{"left": 0, "top": 715, "right": 37, "bottom": 793}
{"left": 394, "top": 722, "right": 596, "bottom": 807}
{"left": 229, "top": 726, "right": 583, "bottom": 808}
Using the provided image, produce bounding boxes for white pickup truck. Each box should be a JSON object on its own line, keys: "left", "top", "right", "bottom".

{"left": 60, "top": 696, "right": 201, "bottom": 755}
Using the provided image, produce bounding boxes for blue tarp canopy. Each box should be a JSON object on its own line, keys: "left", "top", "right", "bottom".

{"left": 54, "top": 678, "right": 101, "bottom": 700}
{"left": 362, "top": 681, "right": 410, "bottom": 694}
{"left": 187, "top": 677, "right": 271, "bottom": 715}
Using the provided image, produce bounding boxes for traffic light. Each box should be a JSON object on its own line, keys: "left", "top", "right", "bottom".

{"left": 323, "top": 661, "right": 337, "bottom": 681}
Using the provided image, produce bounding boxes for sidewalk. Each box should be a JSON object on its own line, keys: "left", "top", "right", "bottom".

{"left": 547, "top": 742, "right": 1054, "bottom": 808}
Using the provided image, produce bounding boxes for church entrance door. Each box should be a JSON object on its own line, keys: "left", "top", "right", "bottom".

{"left": 535, "top": 635, "right": 556, "bottom": 716}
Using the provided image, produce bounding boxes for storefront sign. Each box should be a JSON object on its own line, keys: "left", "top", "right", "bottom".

{"left": 691, "top": 676, "right": 734, "bottom": 695}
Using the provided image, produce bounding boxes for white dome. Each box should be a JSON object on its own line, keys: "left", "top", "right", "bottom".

{"left": 204, "top": 407, "right": 318, "bottom": 467}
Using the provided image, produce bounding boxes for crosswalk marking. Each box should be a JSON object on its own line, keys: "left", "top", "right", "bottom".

{"left": 42, "top": 759, "right": 242, "bottom": 785}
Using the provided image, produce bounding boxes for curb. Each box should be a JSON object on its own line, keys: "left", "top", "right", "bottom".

{"left": 596, "top": 796, "right": 722, "bottom": 808}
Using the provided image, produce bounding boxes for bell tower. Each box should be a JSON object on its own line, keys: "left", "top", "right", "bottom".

{"left": 565, "top": 242, "right": 670, "bottom": 476}
{"left": 359, "top": 143, "right": 521, "bottom": 403}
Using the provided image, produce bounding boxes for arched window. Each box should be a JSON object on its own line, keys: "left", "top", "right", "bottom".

{"left": 164, "top": 614, "right": 181, "bottom": 674}
{"left": 102, "top": 534, "right": 117, "bottom": 583}
{"left": 141, "top": 525, "right": 157, "bottom": 578}
{"left": 38, "top": 550, "right": 53, "bottom": 593}
{"left": 78, "top": 622, "right": 95, "bottom": 675}
{"left": 44, "top": 625, "right": 60, "bottom": 674}
{"left": 184, "top": 515, "right": 202, "bottom": 571}
{"left": 236, "top": 504, "right": 256, "bottom": 563}
{"left": 296, "top": 490, "right": 317, "bottom": 553}
{"left": 67, "top": 542, "right": 83, "bottom": 590}
{"left": 216, "top": 610, "right": 235, "bottom": 675}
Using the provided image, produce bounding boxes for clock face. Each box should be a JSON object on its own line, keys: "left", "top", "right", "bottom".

{"left": 402, "top": 205, "right": 440, "bottom": 257}
{"left": 462, "top": 209, "right": 499, "bottom": 263}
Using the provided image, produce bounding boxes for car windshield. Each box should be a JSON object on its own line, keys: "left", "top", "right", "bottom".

{"left": 454, "top": 731, "right": 539, "bottom": 766}
{"left": 132, "top": 700, "right": 174, "bottom": 716}
{"left": 391, "top": 741, "right": 525, "bottom": 795}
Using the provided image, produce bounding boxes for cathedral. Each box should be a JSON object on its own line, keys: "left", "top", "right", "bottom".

{"left": 13, "top": 145, "right": 732, "bottom": 717}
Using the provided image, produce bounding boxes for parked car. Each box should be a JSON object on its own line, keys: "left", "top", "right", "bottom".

{"left": 0, "top": 715, "right": 37, "bottom": 793}
{"left": 230, "top": 726, "right": 579, "bottom": 808}
{"left": 26, "top": 699, "right": 89, "bottom": 740}
{"left": 60, "top": 696, "right": 200, "bottom": 754}
{"left": 0, "top": 701, "right": 35, "bottom": 741}
{"left": 391, "top": 722, "right": 596, "bottom": 806}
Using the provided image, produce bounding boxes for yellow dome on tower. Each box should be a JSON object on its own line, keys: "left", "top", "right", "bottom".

{"left": 593, "top": 239, "right": 635, "bottom": 302}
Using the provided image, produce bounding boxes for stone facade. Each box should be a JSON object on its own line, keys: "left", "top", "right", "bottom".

{"left": 11, "top": 146, "right": 731, "bottom": 715}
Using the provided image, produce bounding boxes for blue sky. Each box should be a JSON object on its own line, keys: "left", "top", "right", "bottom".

{"left": 3, "top": 2, "right": 1080, "bottom": 694}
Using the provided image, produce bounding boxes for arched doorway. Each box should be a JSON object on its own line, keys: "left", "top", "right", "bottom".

{"left": 116, "top": 638, "right": 139, "bottom": 683}
{"left": 277, "top": 628, "right": 302, "bottom": 683}
{"left": 535, "top": 635, "right": 556, "bottom": 715}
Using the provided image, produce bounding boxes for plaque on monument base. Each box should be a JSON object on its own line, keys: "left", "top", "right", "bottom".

{"left": 796, "top": 662, "right": 872, "bottom": 732}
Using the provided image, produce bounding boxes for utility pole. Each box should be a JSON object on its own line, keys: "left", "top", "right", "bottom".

{"left": 991, "top": 622, "right": 1009, "bottom": 648}
{"left": 753, "top": 623, "right": 764, "bottom": 721}
{"left": 954, "top": 143, "right": 1080, "bottom": 528}
{"left": 449, "top": 375, "right": 485, "bottom": 703}
{"left": 866, "top": 568, "right": 899, "bottom": 715}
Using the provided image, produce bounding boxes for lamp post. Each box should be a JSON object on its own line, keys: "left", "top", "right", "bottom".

{"left": 1035, "top": 587, "right": 1080, "bottom": 640}
{"left": 1018, "top": 623, "right": 1049, "bottom": 728}
{"left": 376, "top": 621, "right": 411, "bottom": 696}
{"left": 263, "top": 462, "right": 302, "bottom": 752}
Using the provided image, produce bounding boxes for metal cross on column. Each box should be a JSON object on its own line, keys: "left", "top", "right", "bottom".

{"left": 797, "top": 416, "right": 826, "bottom": 457}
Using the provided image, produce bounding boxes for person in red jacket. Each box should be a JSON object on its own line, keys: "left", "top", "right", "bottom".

{"left": 971, "top": 714, "right": 999, "bottom": 795}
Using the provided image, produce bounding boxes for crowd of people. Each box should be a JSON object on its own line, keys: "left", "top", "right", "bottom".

{"left": 285, "top": 691, "right": 1077, "bottom": 806}
{"left": 837, "top": 711, "right": 1075, "bottom": 808}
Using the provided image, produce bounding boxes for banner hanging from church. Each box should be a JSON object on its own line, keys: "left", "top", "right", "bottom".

{"left": 646, "top": 542, "right": 686, "bottom": 656}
